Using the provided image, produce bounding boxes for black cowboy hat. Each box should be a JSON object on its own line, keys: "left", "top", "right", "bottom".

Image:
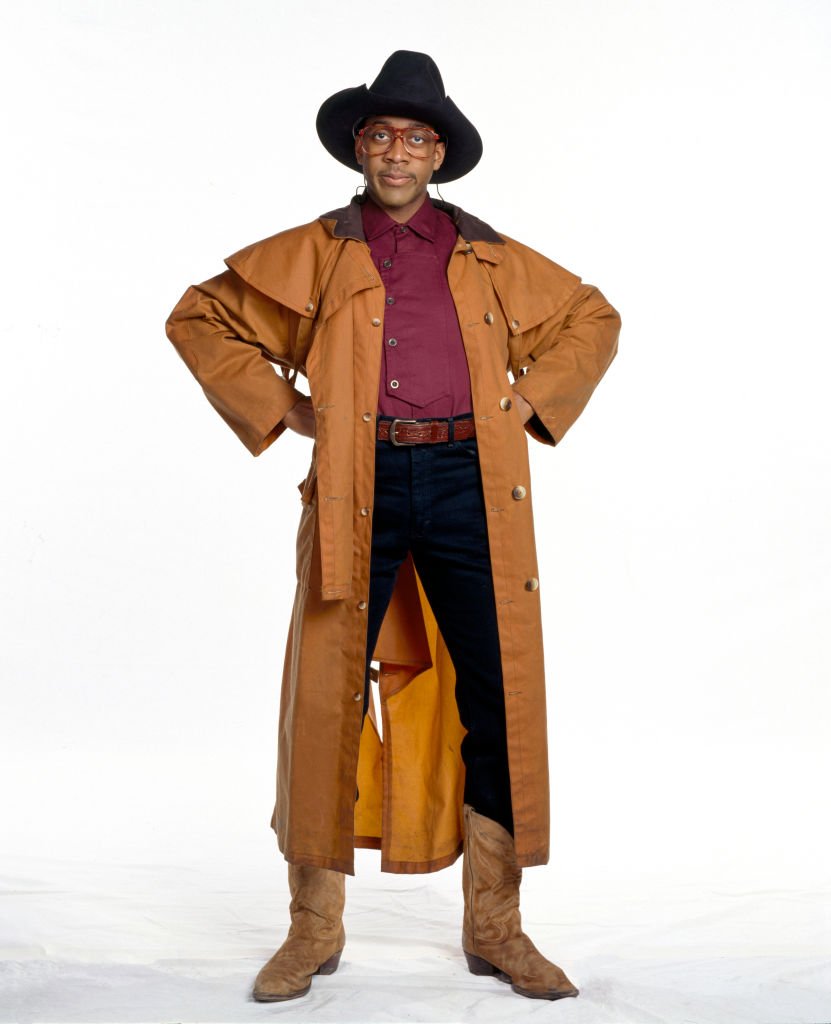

{"left": 315, "top": 50, "right": 483, "bottom": 184}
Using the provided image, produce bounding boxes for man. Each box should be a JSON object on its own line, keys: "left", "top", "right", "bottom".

{"left": 165, "top": 50, "right": 620, "bottom": 1003}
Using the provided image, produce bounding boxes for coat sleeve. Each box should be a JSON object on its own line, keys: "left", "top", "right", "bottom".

{"left": 165, "top": 267, "right": 307, "bottom": 456}
{"left": 510, "top": 282, "right": 620, "bottom": 446}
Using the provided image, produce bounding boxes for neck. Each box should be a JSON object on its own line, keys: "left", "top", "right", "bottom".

{"left": 365, "top": 187, "right": 429, "bottom": 224}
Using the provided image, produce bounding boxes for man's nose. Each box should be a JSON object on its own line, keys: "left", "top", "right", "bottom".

{"left": 384, "top": 136, "right": 409, "bottom": 161}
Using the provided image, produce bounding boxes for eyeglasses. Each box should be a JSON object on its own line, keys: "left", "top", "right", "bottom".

{"left": 356, "top": 123, "right": 442, "bottom": 159}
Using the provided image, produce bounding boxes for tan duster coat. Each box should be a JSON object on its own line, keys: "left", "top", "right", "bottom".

{"left": 165, "top": 197, "right": 620, "bottom": 875}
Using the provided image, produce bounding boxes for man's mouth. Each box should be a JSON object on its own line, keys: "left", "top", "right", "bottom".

{"left": 379, "top": 174, "right": 413, "bottom": 186}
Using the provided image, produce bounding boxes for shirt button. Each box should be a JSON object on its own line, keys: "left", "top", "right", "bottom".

{"left": 512, "top": 485, "right": 527, "bottom": 500}
{"left": 357, "top": 600, "right": 367, "bottom": 610}
{"left": 484, "top": 312, "right": 494, "bottom": 325}
{"left": 372, "top": 317, "right": 381, "bottom": 327}
{"left": 511, "top": 319, "right": 520, "bottom": 330}
{"left": 360, "top": 507, "right": 370, "bottom": 516}
{"left": 386, "top": 296, "right": 395, "bottom": 305}
{"left": 390, "top": 379, "right": 400, "bottom": 389}
{"left": 388, "top": 337, "right": 398, "bottom": 347}
{"left": 362, "top": 412, "right": 372, "bottom": 422}
{"left": 525, "top": 578, "right": 539, "bottom": 592}
{"left": 382, "top": 258, "right": 392, "bottom": 268}
{"left": 499, "top": 396, "right": 512, "bottom": 411}
{"left": 353, "top": 691, "right": 362, "bottom": 701}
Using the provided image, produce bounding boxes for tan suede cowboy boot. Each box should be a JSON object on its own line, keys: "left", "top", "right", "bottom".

{"left": 252, "top": 863, "right": 346, "bottom": 1002}
{"left": 462, "top": 803, "right": 579, "bottom": 1000}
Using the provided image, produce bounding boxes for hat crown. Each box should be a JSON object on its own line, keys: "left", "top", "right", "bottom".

{"left": 369, "top": 50, "right": 446, "bottom": 105}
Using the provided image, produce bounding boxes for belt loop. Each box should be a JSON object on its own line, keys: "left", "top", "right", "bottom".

{"left": 447, "top": 416, "right": 455, "bottom": 446}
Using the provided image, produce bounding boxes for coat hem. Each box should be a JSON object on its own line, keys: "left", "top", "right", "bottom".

{"left": 355, "top": 835, "right": 464, "bottom": 873}
{"left": 282, "top": 849, "right": 357, "bottom": 876}
{"left": 378, "top": 840, "right": 464, "bottom": 874}
{"left": 515, "top": 846, "right": 550, "bottom": 868}
{"left": 354, "top": 834, "right": 382, "bottom": 850}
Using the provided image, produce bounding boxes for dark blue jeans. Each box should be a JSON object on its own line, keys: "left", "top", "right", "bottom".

{"left": 361, "top": 416, "right": 514, "bottom": 836}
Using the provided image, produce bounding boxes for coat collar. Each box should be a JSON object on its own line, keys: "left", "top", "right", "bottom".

{"left": 319, "top": 194, "right": 505, "bottom": 262}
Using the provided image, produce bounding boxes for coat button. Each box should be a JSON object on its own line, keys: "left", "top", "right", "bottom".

{"left": 512, "top": 485, "right": 527, "bottom": 500}
{"left": 357, "top": 600, "right": 367, "bottom": 610}
{"left": 372, "top": 317, "right": 381, "bottom": 327}
{"left": 305, "top": 301, "right": 314, "bottom": 312}
{"left": 499, "top": 396, "right": 512, "bottom": 411}
{"left": 390, "top": 379, "right": 400, "bottom": 389}
{"left": 525, "top": 577, "right": 539, "bottom": 592}
{"left": 353, "top": 691, "right": 362, "bottom": 701}
{"left": 484, "top": 312, "right": 494, "bottom": 325}
{"left": 362, "top": 412, "right": 372, "bottom": 422}
{"left": 360, "top": 507, "right": 370, "bottom": 516}
{"left": 511, "top": 319, "right": 520, "bottom": 330}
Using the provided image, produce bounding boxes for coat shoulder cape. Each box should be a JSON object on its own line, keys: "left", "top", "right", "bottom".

{"left": 221, "top": 198, "right": 584, "bottom": 335}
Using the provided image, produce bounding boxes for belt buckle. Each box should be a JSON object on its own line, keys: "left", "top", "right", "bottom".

{"left": 389, "top": 418, "right": 419, "bottom": 446}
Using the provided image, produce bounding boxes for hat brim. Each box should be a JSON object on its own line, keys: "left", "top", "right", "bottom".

{"left": 316, "top": 85, "right": 482, "bottom": 184}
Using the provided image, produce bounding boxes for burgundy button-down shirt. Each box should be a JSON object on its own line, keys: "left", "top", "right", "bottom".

{"left": 361, "top": 197, "right": 473, "bottom": 418}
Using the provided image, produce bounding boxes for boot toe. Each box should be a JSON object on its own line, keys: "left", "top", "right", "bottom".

{"left": 252, "top": 978, "right": 311, "bottom": 1002}
{"left": 512, "top": 979, "right": 579, "bottom": 1000}
{"left": 513, "top": 947, "right": 579, "bottom": 998}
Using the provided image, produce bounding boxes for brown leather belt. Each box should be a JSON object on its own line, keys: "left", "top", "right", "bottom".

{"left": 377, "top": 417, "right": 476, "bottom": 445}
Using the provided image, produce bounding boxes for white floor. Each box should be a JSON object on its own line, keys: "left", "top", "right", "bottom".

{"left": 1, "top": 852, "right": 829, "bottom": 1024}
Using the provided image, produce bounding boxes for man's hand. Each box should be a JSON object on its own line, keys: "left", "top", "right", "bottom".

{"left": 512, "top": 390, "right": 535, "bottom": 425}
{"left": 283, "top": 395, "right": 316, "bottom": 438}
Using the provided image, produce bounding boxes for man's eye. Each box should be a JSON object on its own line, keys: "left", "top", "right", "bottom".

{"left": 408, "top": 133, "right": 426, "bottom": 145}
{"left": 371, "top": 130, "right": 390, "bottom": 142}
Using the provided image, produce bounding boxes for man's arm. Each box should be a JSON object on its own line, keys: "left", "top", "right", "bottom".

{"left": 510, "top": 283, "right": 620, "bottom": 446}
{"left": 165, "top": 268, "right": 309, "bottom": 454}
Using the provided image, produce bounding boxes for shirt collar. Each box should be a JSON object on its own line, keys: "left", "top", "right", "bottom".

{"left": 360, "top": 194, "right": 439, "bottom": 243}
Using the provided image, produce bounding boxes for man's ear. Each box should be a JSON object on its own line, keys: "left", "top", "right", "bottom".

{"left": 354, "top": 136, "right": 364, "bottom": 168}
{"left": 432, "top": 141, "right": 446, "bottom": 173}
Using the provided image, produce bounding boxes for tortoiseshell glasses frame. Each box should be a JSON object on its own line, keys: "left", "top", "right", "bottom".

{"left": 355, "top": 123, "right": 443, "bottom": 159}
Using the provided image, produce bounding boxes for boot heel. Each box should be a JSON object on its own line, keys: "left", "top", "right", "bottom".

{"left": 316, "top": 948, "right": 343, "bottom": 975}
{"left": 465, "top": 950, "right": 496, "bottom": 976}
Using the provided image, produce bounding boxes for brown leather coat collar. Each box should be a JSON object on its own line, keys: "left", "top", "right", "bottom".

{"left": 319, "top": 194, "right": 504, "bottom": 246}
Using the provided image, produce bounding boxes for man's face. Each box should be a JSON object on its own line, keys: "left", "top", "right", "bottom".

{"left": 354, "top": 114, "right": 446, "bottom": 220}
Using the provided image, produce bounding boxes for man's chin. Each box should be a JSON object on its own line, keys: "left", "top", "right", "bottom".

{"left": 377, "top": 191, "right": 414, "bottom": 206}
{"left": 368, "top": 182, "right": 423, "bottom": 209}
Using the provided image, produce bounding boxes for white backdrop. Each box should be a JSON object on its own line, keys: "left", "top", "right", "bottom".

{"left": 1, "top": 1, "right": 829, "bottom": 1022}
